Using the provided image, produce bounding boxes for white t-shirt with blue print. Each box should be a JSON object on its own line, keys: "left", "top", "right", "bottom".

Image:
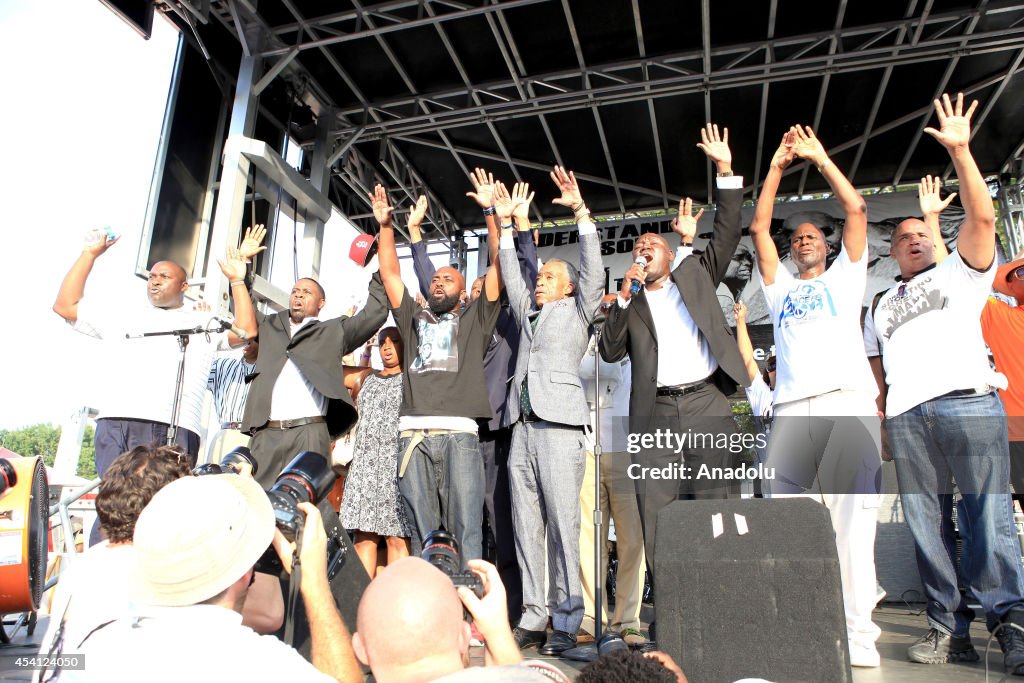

{"left": 761, "top": 246, "right": 878, "bottom": 406}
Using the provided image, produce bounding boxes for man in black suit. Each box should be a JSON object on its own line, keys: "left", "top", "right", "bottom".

{"left": 600, "top": 124, "right": 750, "bottom": 619}
{"left": 242, "top": 273, "right": 388, "bottom": 488}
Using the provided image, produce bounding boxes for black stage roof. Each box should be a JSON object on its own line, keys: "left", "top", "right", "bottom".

{"left": 162, "top": 0, "right": 1024, "bottom": 241}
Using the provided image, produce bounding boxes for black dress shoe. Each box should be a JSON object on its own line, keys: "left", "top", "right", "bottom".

{"left": 538, "top": 630, "right": 577, "bottom": 656}
{"left": 513, "top": 626, "right": 546, "bottom": 650}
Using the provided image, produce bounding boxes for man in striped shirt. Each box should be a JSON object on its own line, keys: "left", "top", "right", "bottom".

{"left": 207, "top": 336, "right": 259, "bottom": 461}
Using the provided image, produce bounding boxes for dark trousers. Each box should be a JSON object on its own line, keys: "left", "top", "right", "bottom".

{"left": 480, "top": 426, "right": 523, "bottom": 622}
{"left": 633, "top": 384, "right": 736, "bottom": 591}
{"left": 1011, "top": 441, "right": 1024, "bottom": 509}
{"left": 90, "top": 417, "right": 200, "bottom": 545}
{"left": 249, "top": 422, "right": 332, "bottom": 490}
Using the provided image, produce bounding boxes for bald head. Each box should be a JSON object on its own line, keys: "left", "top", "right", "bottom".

{"left": 354, "top": 557, "right": 469, "bottom": 681}
{"left": 428, "top": 266, "right": 466, "bottom": 314}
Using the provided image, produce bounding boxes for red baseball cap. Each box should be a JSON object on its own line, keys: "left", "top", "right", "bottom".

{"left": 349, "top": 234, "right": 378, "bottom": 267}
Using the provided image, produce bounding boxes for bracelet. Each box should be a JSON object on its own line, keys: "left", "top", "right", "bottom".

{"left": 716, "top": 171, "right": 733, "bottom": 177}
{"left": 500, "top": 223, "right": 514, "bottom": 230}
{"left": 482, "top": 206, "right": 496, "bottom": 216}
{"left": 817, "top": 158, "right": 831, "bottom": 173}
{"left": 230, "top": 280, "right": 245, "bottom": 287}
{"left": 574, "top": 210, "right": 591, "bottom": 221}
{"left": 572, "top": 201, "right": 586, "bottom": 213}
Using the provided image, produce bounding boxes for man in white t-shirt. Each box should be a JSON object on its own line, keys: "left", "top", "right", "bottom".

{"left": 864, "top": 94, "right": 1024, "bottom": 675}
{"left": 749, "top": 125, "right": 882, "bottom": 668}
{"left": 53, "top": 227, "right": 262, "bottom": 479}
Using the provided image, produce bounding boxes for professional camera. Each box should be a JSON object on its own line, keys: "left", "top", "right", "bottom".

{"left": 421, "top": 530, "right": 484, "bottom": 601}
{"left": 266, "top": 451, "right": 336, "bottom": 541}
{"left": 192, "top": 446, "right": 259, "bottom": 478}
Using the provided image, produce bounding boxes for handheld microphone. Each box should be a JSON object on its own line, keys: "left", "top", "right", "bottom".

{"left": 629, "top": 255, "right": 648, "bottom": 297}
{"left": 215, "top": 318, "right": 250, "bottom": 340}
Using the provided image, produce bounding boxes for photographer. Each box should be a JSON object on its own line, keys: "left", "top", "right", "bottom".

{"left": 41, "top": 445, "right": 282, "bottom": 659}
{"left": 353, "top": 557, "right": 556, "bottom": 682}
{"left": 71, "top": 475, "right": 360, "bottom": 682}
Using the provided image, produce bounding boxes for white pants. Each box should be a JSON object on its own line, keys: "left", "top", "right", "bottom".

{"left": 765, "top": 389, "right": 882, "bottom": 649}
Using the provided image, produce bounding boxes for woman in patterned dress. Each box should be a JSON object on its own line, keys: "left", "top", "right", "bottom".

{"left": 341, "top": 327, "right": 412, "bottom": 577}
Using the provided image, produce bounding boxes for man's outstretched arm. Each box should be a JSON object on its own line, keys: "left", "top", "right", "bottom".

{"left": 53, "top": 229, "right": 120, "bottom": 324}
{"left": 749, "top": 132, "right": 794, "bottom": 285}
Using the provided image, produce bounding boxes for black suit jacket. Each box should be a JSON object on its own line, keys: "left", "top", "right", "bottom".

{"left": 241, "top": 273, "right": 389, "bottom": 438}
{"left": 599, "top": 186, "right": 750, "bottom": 435}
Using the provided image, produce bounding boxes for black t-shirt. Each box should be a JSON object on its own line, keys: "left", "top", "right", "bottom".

{"left": 393, "top": 289, "right": 502, "bottom": 419}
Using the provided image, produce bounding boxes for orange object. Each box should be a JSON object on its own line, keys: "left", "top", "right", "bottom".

{"left": 0, "top": 456, "right": 49, "bottom": 613}
{"left": 982, "top": 298, "right": 1024, "bottom": 441}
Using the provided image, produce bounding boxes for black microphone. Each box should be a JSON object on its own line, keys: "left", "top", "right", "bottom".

{"left": 629, "top": 255, "right": 648, "bottom": 297}
{"left": 215, "top": 318, "right": 250, "bottom": 340}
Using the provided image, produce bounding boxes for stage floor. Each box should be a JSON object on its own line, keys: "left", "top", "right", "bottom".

{"left": 0, "top": 603, "right": 1015, "bottom": 681}
{"left": 514, "top": 602, "right": 1015, "bottom": 682}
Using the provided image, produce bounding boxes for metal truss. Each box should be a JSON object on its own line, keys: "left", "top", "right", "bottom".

{"left": 205, "top": 0, "right": 1024, "bottom": 237}
{"left": 323, "top": 4, "right": 1024, "bottom": 141}
{"left": 210, "top": 0, "right": 465, "bottom": 242}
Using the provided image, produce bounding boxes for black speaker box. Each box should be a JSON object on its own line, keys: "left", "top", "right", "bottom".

{"left": 655, "top": 498, "right": 850, "bottom": 683}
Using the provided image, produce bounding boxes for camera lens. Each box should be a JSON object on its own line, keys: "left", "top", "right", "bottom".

{"left": 421, "top": 530, "right": 461, "bottom": 577}
{"left": 221, "top": 446, "right": 258, "bottom": 477}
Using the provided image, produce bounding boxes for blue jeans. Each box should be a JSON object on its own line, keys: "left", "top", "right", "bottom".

{"left": 397, "top": 431, "right": 485, "bottom": 563}
{"left": 888, "top": 391, "right": 1024, "bottom": 633}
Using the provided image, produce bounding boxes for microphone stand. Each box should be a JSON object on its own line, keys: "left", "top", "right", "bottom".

{"left": 126, "top": 324, "right": 223, "bottom": 446}
{"left": 564, "top": 319, "right": 606, "bottom": 663}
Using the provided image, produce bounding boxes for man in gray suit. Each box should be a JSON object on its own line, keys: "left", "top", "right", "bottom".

{"left": 498, "top": 168, "right": 604, "bottom": 656}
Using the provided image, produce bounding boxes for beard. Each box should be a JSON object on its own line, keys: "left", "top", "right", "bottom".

{"left": 429, "top": 290, "right": 461, "bottom": 315}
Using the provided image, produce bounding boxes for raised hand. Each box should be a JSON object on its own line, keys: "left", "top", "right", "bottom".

{"left": 493, "top": 181, "right": 515, "bottom": 222}
{"left": 733, "top": 300, "right": 747, "bottom": 321}
{"left": 511, "top": 182, "right": 535, "bottom": 221}
{"left": 923, "top": 92, "right": 978, "bottom": 152}
{"left": 407, "top": 195, "right": 428, "bottom": 230}
{"left": 770, "top": 131, "right": 797, "bottom": 170}
{"left": 368, "top": 184, "right": 393, "bottom": 226}
{"left": 82, "top": 227, "right": 119, "bottom": 258}
{"left": 217, "top": 245, "right": 248, "bottom": 282}
{"left": 238, "top": 224, "right": 267, "bottom": 260}
{"left": 465, "top": 167, "right": 496, "bottom": 209}
{"left": 789, "top": 125, "right": 828, "bottom": 166}
{"left": 918, "top": 175, "right": 957, "bottom": 216}
{"left": 696, "top": 123, "right": 732, "bottom": 172}
{"left": 550, "top": 165, "right": 584, "bottom": 210}
{"left": 671, "top": 197, "right": 703, "bottom": 245}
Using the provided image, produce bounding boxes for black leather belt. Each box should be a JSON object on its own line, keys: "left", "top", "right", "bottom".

{"left": 221, "top": 421, "right": 244, "bottom": 431}
{"left": 256, "top": 416, "right": 326, "bottom": 431}
{"left": 939, "top": 388, "right": 985, "bottom": 399}
{"left": 657, "top": 379, "right": 710, "bottom": 398}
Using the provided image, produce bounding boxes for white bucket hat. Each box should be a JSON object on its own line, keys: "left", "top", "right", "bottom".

{"left": 131, "top": 474, "right": 274, "bottom": 607}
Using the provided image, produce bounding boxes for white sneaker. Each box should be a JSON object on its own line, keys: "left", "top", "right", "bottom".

{"left": 849, "top": 642, "right": 881, "bottom": 668}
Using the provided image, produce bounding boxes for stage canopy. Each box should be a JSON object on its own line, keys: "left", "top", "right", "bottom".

{"left": 126, "top": 0, "right": 1024, "bottom": 287}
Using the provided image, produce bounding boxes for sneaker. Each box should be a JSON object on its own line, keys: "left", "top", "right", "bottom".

{"left": 621, "top": 628, "right": 647, "bottom": 646}
{"left": 997, "top": 610, "right": 1024, "bottom": 675}
{"left": 907, "top": 628, "right": 980, "bottom": 664}
{"left": 849, "top": 641, "right": 880, "bottom": 668}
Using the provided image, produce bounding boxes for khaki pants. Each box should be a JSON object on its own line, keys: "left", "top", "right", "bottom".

{"left": 579, "top": 450, "right": 645, "bottom": 634}
{"left": 206, "top": 429, "right": 251, "bottom": 464}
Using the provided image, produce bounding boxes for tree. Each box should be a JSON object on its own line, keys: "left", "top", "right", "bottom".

{"left": 0, "top": 423, "right": 98, "bottom": 480}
